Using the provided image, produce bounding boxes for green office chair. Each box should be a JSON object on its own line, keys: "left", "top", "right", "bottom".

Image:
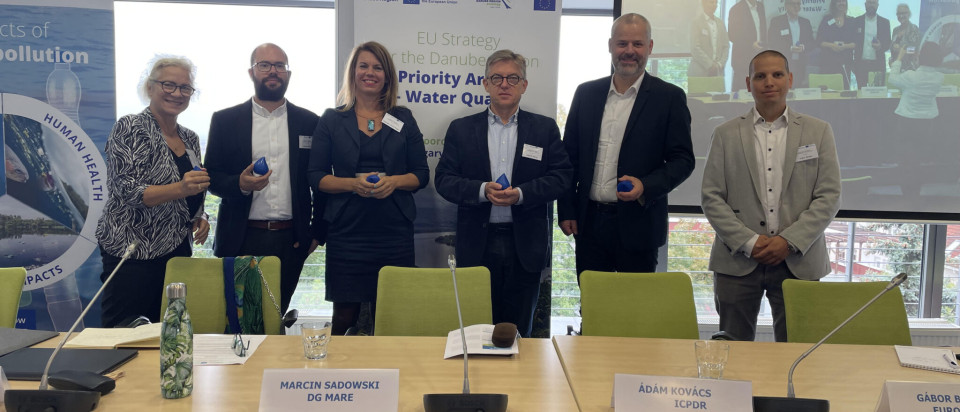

{"left": 579, "top": 271, "right": 700, "bottom": 339}
{"left": 374, "top": 266, "right": 492, "bottom": 336}
{"left": 942, "top": 74, "right": 960, "bottom": 89}
{"left": 0, "top": 267, "right": 26, "bottom": 328}
{"left": 783, "top": 279, "right": 912, "bottom": 345}
{"left": 161, "top": 256, "right": 283, "bottom": 334}
{"left": 808, "top": 73, "right": 844, "bottom": 91}
{"left": 687, "top": 76, "right": 726, "bottom": 94}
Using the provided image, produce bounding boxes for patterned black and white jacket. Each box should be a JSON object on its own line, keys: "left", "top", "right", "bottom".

{"left": 95, "top": 108, "right": 205, "bottom": 259}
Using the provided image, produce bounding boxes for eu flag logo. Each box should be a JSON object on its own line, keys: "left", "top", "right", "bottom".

{"left": 534, "top": 0, "right": 556, "bottom": 11}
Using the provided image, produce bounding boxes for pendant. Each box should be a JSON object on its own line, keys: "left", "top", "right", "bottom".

{"left": 367, "top": 119, "right": 375, "bottom": 131}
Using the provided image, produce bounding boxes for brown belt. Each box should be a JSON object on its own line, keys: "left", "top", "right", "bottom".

{"left": 247, "top": 220, "right": 293, "bottom": 230}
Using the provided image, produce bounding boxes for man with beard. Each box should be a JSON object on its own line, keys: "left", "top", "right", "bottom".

{"left": 558, "top": 13, "right": 694, "bottom": 280}
{"left": 205, "top": 43, "right": 324, "bottom": 313}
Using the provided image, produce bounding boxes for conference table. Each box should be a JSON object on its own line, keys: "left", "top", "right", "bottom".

{"left": 553, "top": 335, "right": 960, "bottom": 412}
{"left": 11, "top": 335, "right": 578, "bottom": 411}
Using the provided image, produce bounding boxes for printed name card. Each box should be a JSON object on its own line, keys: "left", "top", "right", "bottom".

{"left": 876, "top": 381, "right": 960, "bottom": 412}
{"left": 858, "top": 87, "right": 888, "bottom": 99}
{"left": 258, "top": 368, "right": 399, "bottom": 412}
{"left": 735, "top": 89, "right": 753, "bottom": 102}
{"left": 937, "top": 85, "right": 959, "bottom": 97}
{"left": 613, "top": 374, "right": 753, "bottom": 411}
{"left": 793, "top": 88, "right": 823, "bottom": 100}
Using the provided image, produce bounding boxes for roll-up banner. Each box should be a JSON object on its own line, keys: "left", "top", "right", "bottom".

{"left": 1, "top": 0, "right": 114, "bottom": 329}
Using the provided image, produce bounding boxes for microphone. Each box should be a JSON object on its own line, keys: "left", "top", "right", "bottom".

{"left": 422, "top": 255, "right": 508, "bottom": 412}
{"left": 754, "top": 272, "right": 908, "bottom": 412}
{"left": 4, "top": 242, "right": 139, "bottom": 412}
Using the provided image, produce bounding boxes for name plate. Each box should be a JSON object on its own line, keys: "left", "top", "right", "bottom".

{"left": 876, "top": 381, "right": 960, "bottom": 412}
{"left": 258, "top": 368, "right": 399, "bottom": 412}
{"left": 613, "top": 374, "right": 753, "bottom": 411}
{"left": 859, "top": 86, "right": 888, "bottom": 98}
{"left": 735, "top": 89, "right": 753, "bottom": 102}
{"left": 937, "top": 85, "right": 959, "bottom": 97}
{"left": 794, "top": 88, "right": 823, "bottom": 100}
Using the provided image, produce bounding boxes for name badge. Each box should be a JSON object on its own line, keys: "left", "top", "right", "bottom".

{"left": 793, "top": 88, "right": 823, "bottom": 100}
{"left": 521, "top": 144, "right": 543, "bottom": 161}
{"left": 781, "top": 29, "right": 790, "bottom": 36}
{"left": 876, "top": 381, "right": 960, "bottom": 412}
{"left": 613, "top": 374, "right": 752, "bottom": 411}
{"left": 858, "top": 87, "right": 888, "bottom": 99}
{"left": 797, "top": 144, "right": 818, "bottom": 162}
{"left": 382, "top": 113, "right": 404, "bottom": 133}
{"left": 259, "top": 369, "right": 399, "bottom": 412}
{"left": 299, "top": 135, "right": 312, "bottom": 149}
{"left": 828, "top": 18, "right": 836, "bottom": 26}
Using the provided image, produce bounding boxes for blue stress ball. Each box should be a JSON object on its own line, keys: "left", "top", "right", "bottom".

{"left": 366, "top": 174, "right": 380, "bottom": 184}
{"left": 617, "top": 180, "right": 634, "bottom": 192}
{"left": 253, "top": 157, "right": 269, "bottom": 176}
{"left": 192, "top": 166, "right": 202, "bottom": 171}
{"left": 495, "top": 173, "right": 510, "bottom": 188}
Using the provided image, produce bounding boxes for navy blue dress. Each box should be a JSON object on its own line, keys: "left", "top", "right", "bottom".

{"left": 817, "top": 15, "right": 858, "bottom": 89}
{"left": 324, "top": 129, "right": 415, "bottom": 302}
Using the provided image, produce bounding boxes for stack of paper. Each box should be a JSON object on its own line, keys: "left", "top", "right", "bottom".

{"left": 65, "top": 323, "right": 162, "bottom": 349}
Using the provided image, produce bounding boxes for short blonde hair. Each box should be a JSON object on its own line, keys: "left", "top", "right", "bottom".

{"left": 337, "top": 41, "right": 399, "bottom": 112}
{"left": 138, "top": 55, "right": 197, "bottom": 104}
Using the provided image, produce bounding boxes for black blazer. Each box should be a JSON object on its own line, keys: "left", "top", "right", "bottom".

{"left": 434, "top": 109, "right": 572, "bottom": 274}
{"left": 307, "top": 106, "right": 429, "bottom": 224}
{"left": 852, "top": 14, "right": 891, "bottom": 62}
{"left": 557, "top": 75, "right": 694, "bottom": 250}
{"left": 204, "top": 100, "right": 324, "bottom": 257}
{"left": 728, "top": 0, "right": 767, "bottom": 77}
{"left": 767, "top": 14, "right": 815, "bottom": 68}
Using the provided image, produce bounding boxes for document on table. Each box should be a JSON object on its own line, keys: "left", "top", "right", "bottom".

{"left": 194, "top": 334, "right": 267, "bottom": 365}
{"left": 443, "top": 324, "right": 518, "bottom": 359}
{"left": 65, "top": 323, "right": 162, "bottom": 349}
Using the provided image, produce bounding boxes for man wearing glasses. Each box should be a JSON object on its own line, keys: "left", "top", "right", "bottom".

{"left": 435, "top": 49, "right": 572, "bottom": 338}
{"left": 767, "top": 0, "right": 815, "bottom": 88}
{"left": 205, "top": 43, "right": 325, "bottom": 314}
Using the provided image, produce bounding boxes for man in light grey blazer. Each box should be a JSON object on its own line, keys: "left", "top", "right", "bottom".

{"left": 701, "top": 50, "right": 841, "bottom": 342}
{"left": 688, "top": 0, "right": 730, "bottom": 78}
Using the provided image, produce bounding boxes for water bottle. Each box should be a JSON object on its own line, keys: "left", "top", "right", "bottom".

{"left": 160, "top": 282, "right": 193, "bottom": 399}
{"left": 46, "top": 62, "right": 82, "bottom": 125}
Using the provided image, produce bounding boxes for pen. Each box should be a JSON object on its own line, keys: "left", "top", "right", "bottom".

{"left": 944, "top": 353, "right": 959, "bottom": 369}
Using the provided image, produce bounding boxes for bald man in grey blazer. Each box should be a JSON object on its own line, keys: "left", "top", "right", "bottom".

{"left": 701, "top": 50, "right": 841, "bottom": 342}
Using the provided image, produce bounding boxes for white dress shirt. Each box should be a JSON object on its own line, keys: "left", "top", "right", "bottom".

{"left": 789, "top": 17, "right": 801, "bottom": 60}
{"left": 862, "top": 15, "right": 878, "bottom": 60}
{"left": 748, "top": 1, "right": 762, "bottom": 42}
{"left": 248, "top": 98, "right": 293, "bottom": 221}
{"left": 479, "top": 107, "right": 523, "bottom": 223}
{"left": 741, "top": 107, "right": 789, "bottom": 257}
{"left": 589, "top": 73, "right": 645, "bottom": 203}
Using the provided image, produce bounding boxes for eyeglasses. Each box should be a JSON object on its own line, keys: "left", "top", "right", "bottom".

{"left": 487, "top": 74, "right": 524, "bottom": 86}
{"left": 153, "top": 80, "right": 195, "bottom": 96}
{"left": 252, "top": 61, "right": 290, "bottom": 73}
{"left": 232, "top": 333, "right": 251, "bottom": 357}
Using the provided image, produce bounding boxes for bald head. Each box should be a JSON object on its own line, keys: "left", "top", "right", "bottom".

{"left": 611, "top": 13, "right": 652, "bottom": 39}
{"left": 250, "top": 43, "right": 288, "bottom": 66}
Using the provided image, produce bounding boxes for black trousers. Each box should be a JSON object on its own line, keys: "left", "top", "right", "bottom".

{"left": 238, "top": 227, "right": 310, "bottom": 313}
{"left": 481, "top": 223, "right": 541, "bottom": 338}
{"left": 714, "top": 262, "right": 802, "bottom": 342}
{"left": 99, "top": 238, "right": 191, "bottom": 328}
{"left": 574, "top": 201, "right": 658, "bottom": 282}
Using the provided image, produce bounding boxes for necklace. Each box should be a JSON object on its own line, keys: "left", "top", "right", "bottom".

{"left": 356, "top": 110, "right": 384, "bottom": 132}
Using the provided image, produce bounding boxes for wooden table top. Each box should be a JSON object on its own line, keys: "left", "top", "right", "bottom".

{"left": 11, "top": 335, "right": 578, "bottom": 412}
{"left": 553, "top": 335, "right": 960, "bottom": 412}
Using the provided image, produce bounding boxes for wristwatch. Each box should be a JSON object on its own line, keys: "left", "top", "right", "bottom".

{"left": 787, "top": 243, "right": 799, "bottom": 254}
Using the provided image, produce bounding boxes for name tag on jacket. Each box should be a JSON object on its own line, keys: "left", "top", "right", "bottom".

{"left": 522, "top": 144, "right": 543, "bottom": 161}
{"left": 796, "top": 144, "right": 818, "bottom": 162}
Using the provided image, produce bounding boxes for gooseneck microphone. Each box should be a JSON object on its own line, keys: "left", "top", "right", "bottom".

{"left": 422, "top": 255, "right": 508, "bottom": 412}
{"left": 754, "top": 272, "right": 909, "bottom": 412}
{"left": 5, "top": 242, "right": 138, "bottom": 412}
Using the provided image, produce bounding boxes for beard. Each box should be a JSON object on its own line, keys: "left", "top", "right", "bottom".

{"left": 255, "top": 76, "right": 288, "bottom": 101}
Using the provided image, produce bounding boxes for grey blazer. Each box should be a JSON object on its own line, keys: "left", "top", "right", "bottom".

{"left": 701, "top": 108, "right": 841, "bottom": 280}
{"left": 688, "top": 13, "right": 730, "bottom": 77}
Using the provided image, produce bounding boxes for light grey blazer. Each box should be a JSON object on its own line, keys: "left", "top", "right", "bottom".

{"left": 701, "top": 108, "right": 841, "bottom": 280}
{"left": 688, "top": 13, "right": 730, "bottom": 77}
